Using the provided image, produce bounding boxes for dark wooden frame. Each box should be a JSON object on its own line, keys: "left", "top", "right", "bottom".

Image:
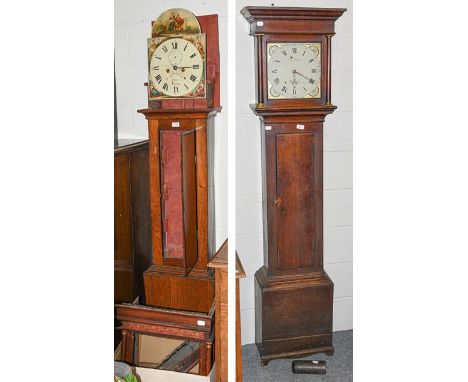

{"left": 116, "top": 302, "right": 215, "bottom": 376}
{"left": 241, "top": 6, "right": 346, "bottom": 366}
{"left": 241, "top": 6, "right": 345, "bottom": 109}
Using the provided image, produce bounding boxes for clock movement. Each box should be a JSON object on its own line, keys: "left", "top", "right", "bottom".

{"left": 138, "top": 8, "right": 221, "bottom": 314}
{"left": 241, "top": 6, "right": 346, "bottom": 365}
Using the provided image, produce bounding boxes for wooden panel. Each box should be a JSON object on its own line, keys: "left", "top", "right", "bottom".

{"left": 114, "top": 154, "right": 134, "bottom": 301}
{"left": 276, "top": 133, "right": 315, "bottom": 269}
{"left": 198, "top": 14, "right": 220, "bottom": 108}
{"left": 182, "top": 130, "right": 198, "bottom": 274}
{"left": 114, "top": 270, "right": 134, "bottom": 303}
{"left": 262, "top": 283, "right": 332, "bottom": 340}
{"left": 194, "top": 124, "right": 209, "bottom": 269}
{"left": 144, "top": 271, "right": 214, "bottom": 314}
{"left": 129, "top": 146, "right": 152, "bottom": 302}
{"left": 114, "top": 155, "right": 133, "bottom": 263}
{"left": 160, "top": 130, "right": 185, "bottom": 259}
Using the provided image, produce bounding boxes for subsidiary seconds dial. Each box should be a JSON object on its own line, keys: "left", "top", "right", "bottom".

{"left": 149, "top": 37, "right": 203, "bottom": 97}
{"left": 267, "top": 42, "right": 321, "bottom": 99}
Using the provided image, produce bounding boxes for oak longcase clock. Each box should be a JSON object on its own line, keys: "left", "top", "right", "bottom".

{"left": 241, "top": 6, "right": 346, "bottom": 365}
{"left": 139, "top": 8, "right": 221, "bottom": 314}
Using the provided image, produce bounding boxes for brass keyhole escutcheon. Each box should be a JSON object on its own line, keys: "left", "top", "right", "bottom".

{"left": 274, "top": 197, "right": 285, "bottom": 215}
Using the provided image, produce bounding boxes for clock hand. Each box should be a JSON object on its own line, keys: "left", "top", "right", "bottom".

{"left": 293, "top": 69, "right": 316, "bottom": 84}
{"left": 173, "top": 65, "right": 196, "bottom": 70}
{"left": 292, "top": 70, "right": 310, "bottom": 80}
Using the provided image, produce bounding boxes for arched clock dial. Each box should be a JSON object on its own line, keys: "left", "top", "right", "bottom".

{"left": 149, "top": 37, "right": 204, "bottom": 97}
{"left": 267, "top": 42, "right": 321, "bottom": 99}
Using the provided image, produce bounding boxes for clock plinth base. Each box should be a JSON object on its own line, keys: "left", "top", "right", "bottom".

{"left": 258, "top": 345, "right": 335, "bottom": 367}
{"left": 144, "top": 264, "right": 215, "bottom": 314}
{"left": 254, "top": 266, "right": 334, "bottom": 364}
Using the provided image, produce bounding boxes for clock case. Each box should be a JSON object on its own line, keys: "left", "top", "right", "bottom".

{"left": 139, "top": 13, "right": 221, "bottom": 314}
{"left": 241, "top": 6, "right": 346, "bottom": 365}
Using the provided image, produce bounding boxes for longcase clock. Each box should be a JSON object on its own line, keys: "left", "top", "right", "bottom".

{"left": 241, "top": 6, "right": 346, "bottom": 365}
{"left": 139, "top": 9, "right": 221, "bottom": 314}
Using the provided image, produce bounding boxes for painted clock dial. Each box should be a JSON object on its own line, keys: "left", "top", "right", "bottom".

{"left": 267, "top": 42, "right": 321, "bottom": 99}
{"left": 149, "top": 37, "right": 204, "bottom": 97}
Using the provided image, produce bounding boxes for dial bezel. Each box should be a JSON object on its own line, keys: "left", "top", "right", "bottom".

{"left": 147, "top": 34, "right": 206, "bottom": 100}
{"left": 266, "top": 42, "right": 322, "bottom": 100}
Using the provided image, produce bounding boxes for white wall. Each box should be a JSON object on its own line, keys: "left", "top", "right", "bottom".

{"left": 114, "top": 0, "right": 228, "bottom": 247}
{"left": 236, "top": 0, "right": 353, "bottom": 345}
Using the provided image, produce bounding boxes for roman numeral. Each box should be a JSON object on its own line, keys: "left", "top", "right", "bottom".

{"left": 155, "top": 74, "right": 162, "bottom": 83}
{"left": 272, "top": 69, "right": 278, "bottom": 73}
{"left": 184, "top": 84, "right": 189, "bottom": 90}
{"left": 274, "top": 78, "right": 280, "bottom": 85}
{"left": 184, "top": 43, "right": 188, "bottom": 51}
{"left": 302, "top": 51, "right": 306, "bottom": 56}
{"left": 311, "top": 69, "right": 317, "bottom": 73}
{"left": 292, "top": 48, "right": 297, "bottom": 54}
{"left": 155, "top": 56, "right": 161, "bottom": 60}
{"left": 171, "top": 42, "right": 177, "bottom": 49}
{"left": 308, "top": 58, "right": 314, "bottom": 63}
{"left": 282, "top": 85, "right": 287, "bottom": 92}
{"left": 282, "top": 50, "right": 287, "bottom": 56}
{"left": 190, "top": 74, "right": 197, "bottom": 82}
{"left": 162, "top": 46, "right": 168, "bottom": 53}
{"left": 274, "top": 60, "right": 280, "bottom": 63}
{"left": 309, "top": 79, "right": 315, "bottom": 84}
{"left": 193, "top": 64, "right": 199, "bottom": 69}
{"left": 190, "top": 53, "right": 196, "bottom": 59}
{"left": 163, "top": 83, "right": 168, "bottom": 91}
{"left": 153, "top": 66, "right": 159, "bottom": 71}
{"left": 173, "top": 86, "right": 179, "bottom": 93}
{"left": 293, "top": 87, "right": 296, "bottom": 95}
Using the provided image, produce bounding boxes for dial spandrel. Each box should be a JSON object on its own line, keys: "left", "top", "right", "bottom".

{"left": 267, "top": 42, "right": 321, "bottom": 100}
{"left": 149, "top": 37, "right": 203, "bottom": 97}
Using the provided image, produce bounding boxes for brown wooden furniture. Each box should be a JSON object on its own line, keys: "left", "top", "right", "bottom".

{"left": 235, "top": 252, "right": 246, "bottom": 381}
{"left": 207, "top": 240, "right": 246, "bottom": 382}
{"left": 116, "top": 301, "right": 214, "bottom": 376}
{"left": 140, "top": 10, "right": 222, "bottom": 314}
{"left": 241, "top": 6, "right": 346, "bottom": 365}
{"left": 114, "top": 139, "right": 152, "bottom": 348}
{"left": 114, "top": 139, "right": 152, "bottom": 304}
{"left": 207, "top": 240, "right": 228, "bottom": 382}
{"left": 140, "top": 108, "right": 220, "bottom": 313}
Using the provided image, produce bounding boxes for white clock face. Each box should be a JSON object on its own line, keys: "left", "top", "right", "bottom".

{"left": 149, "top": 38, "right": 204, "bottom": 97}
{"left": 267, "top": 42, "right": 321, "bottom": 99}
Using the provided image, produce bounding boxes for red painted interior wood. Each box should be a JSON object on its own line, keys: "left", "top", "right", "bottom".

{"left": 160, "top": 130, "right": 184, "bottom": 259}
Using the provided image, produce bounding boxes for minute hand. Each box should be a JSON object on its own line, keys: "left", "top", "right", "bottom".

{"left": 293, "top": 70, "right": 313, "bottom": 82}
